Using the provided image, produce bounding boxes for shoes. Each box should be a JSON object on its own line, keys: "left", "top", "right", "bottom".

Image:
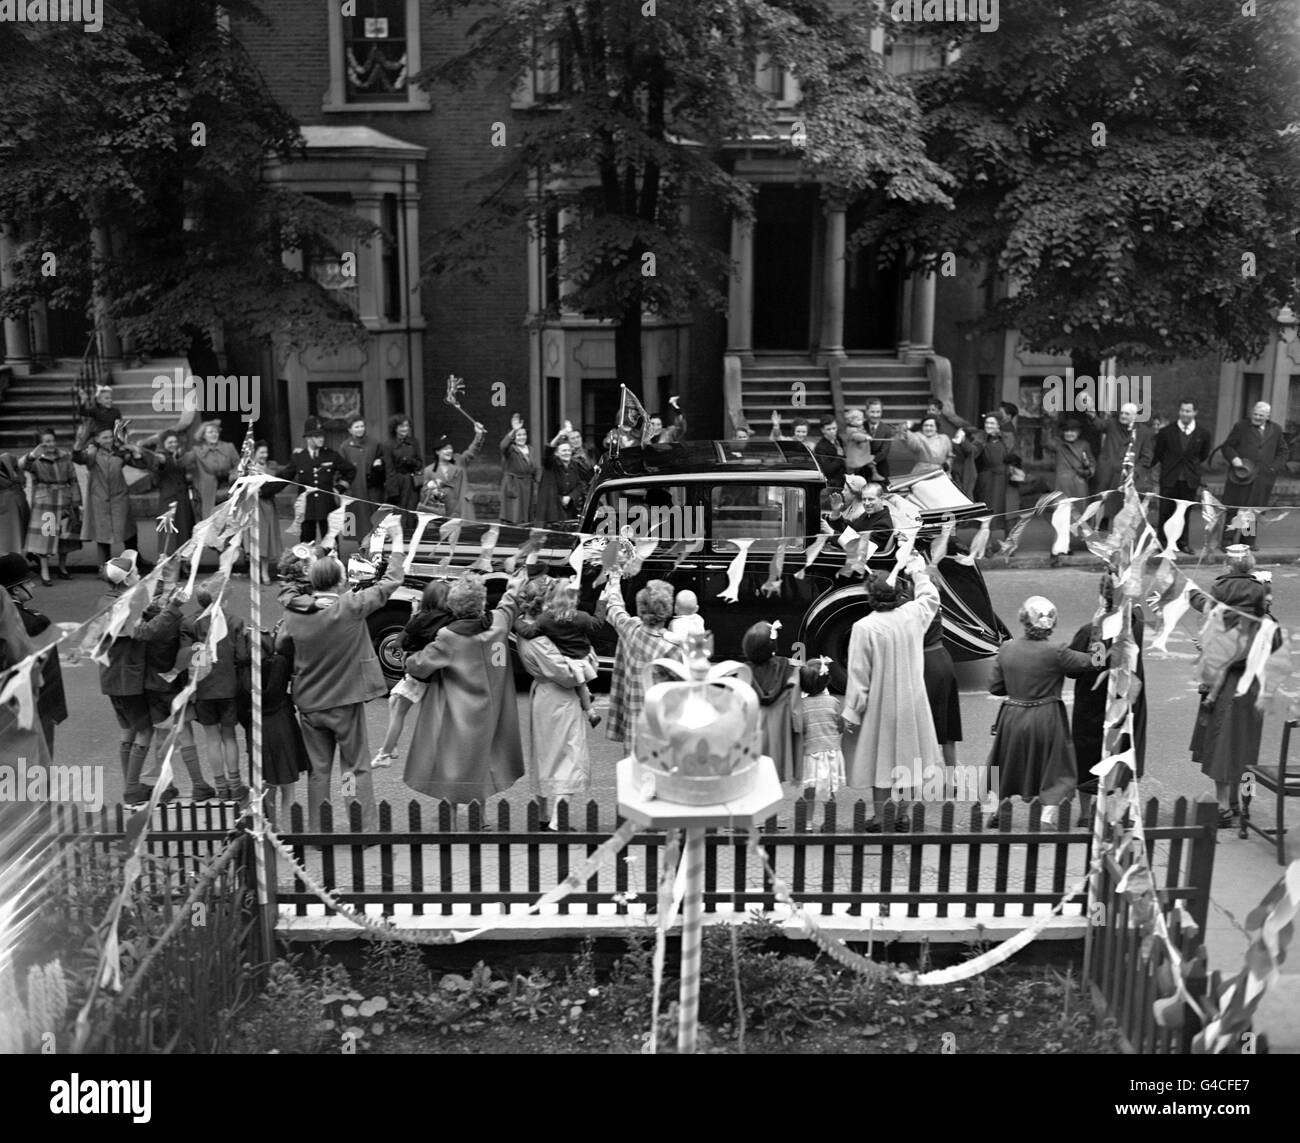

{"left": 228, "top": 783, "right": 250, "bottom": 804}
{"left": 56, "top": 569, "right": 72, "bottom": 580}
{"left": 213, "top": 778, "right": 230, "bottom": 800}
{"left": 1217, "top": 808, "right": 1236, "bottom": 829}
{"left": 190, "top": 782, "right": 218, "bottom": 801}
{"left": 1049, "top": 554, "right": 1062, "bottom": 568}
{"left": 158, "top": 785, "right": 180, "bottom": 804}
{"left": 40, "top": 573, "right": 52, "bottom": 587}
{"left": 1176, "top": 545, "right": 1193, "bottom": 555}
{"left": 371, "top": 750, "right": 398, "bottom": 769}
{"left": 863, "top": 818, "right": 882, "bottom": 834}
{"left": 123, "top": 785, "right": 152, "bottom": 805}
{"left": 587, "top": 712, "right": 603, "bottom": 728}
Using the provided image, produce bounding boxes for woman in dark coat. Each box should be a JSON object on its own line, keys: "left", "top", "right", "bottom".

{"left": 922, "top": 607, "right": 962, "bottom": 768}
{"left": 137, "top": 429, "right": 196, "bottom": 555}
{"left": 985, "top": 596, "right": 1094, "bottom": 826}
{"left": 535, "top": 425, "right": 593, "bottom": 524}
{"left": 417, "top": 422, "right": 485, "bottom": 520}
{"left": 1069, "top": 574, "right": 1147, "bottom": 794}
{"left": 1188, "top": 547, "right": 1281, "bottom": 827}
{"left": 957, "top": 414, "right": 1021, "bottom": 547}
{"left": 500, "top": 420, "right": 541, "bottom": 525}
{"left": 380, "top": 414, "right": 424, "bottom": 519}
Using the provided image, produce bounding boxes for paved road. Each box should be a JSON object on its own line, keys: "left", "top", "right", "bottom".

{"left": 21, "top": 561, "right": 1298, "bottom": 822}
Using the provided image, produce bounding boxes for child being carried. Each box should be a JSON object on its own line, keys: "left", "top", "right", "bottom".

{"left": 535, "top": 578, "right": 606, "bottom": 727}
{"left": 371, "top": 580, "right": 453, "bottom": 767}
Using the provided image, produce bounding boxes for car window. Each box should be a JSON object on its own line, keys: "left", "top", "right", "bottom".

{"left": 589, "top": 484, "right": 704, "bottom": 550}
{"left": 709, "top": 484, "right": 807, "bottom": 553}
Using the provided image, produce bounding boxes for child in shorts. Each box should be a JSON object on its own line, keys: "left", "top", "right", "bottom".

{"left": 371, "top": 580, "right": 452, "bottom": 767}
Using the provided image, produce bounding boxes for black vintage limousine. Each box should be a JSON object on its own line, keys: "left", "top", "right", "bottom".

{"left": 354, "top": 440, "right": 1008, "bottom": 689}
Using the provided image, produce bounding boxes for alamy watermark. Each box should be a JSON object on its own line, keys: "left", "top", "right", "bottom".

{"left": 0, "top": 0, "right": 102, "bottom": 33}
{"left": 152, "top": 367, "right": 261, "bottom": 423}
{"left": 890, "top": 0, "right": 999, "bottom": 33}
{"left": 592, "top": 496, "right": 704, "bottom": 552}
{"left": 0, "top": 758, "right": 104, "bottom": 812}
{"left": 1041, "top": 368, "right": 1153, "bottom": 422}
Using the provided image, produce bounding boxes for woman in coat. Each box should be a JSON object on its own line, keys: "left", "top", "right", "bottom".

{"left": 985, "top": 596, "right": 1094, "bottom": 827}
{"left": 1069, "top": 574, "right": 1147, "bottom": 796}
{"left": 957, "top": 414, "right": 1021, "bottom": 547}
{"left": 380, "top": 414, "right": 424, "bottom": 520}
{"left": 514, "top": 574, "right": 592, "bottom": 829}
{"left": 922, "top": 607, "right": 962, "bottom": 770}
{"left": 1188, "top": 547, "right": 1281, "bottom": 827}
{"left": 417, "top": 422, "right": 486, "bottom": 520}
{"left": 841, "top": 556, "right": 944, "bottom": 830}
{"left": 0, "top": 451, "right": 30, "bottom": 558}
{"left": 402, "top": 572, "right": 526, "bottom": 805}
{"left": 500, "top": 417, "right": 541, "bottom": 525}
{"left": 73, "top": 427, "right": 133, "bottom": 562}
{"left": 136, "top": 429, "right": 196, "bottom": 557}
{"left": 893, "top": 416, "right": 962, "bottom": 477}
{"left": 184, "top": 420, "right": 240, "bottom": 521}
{"left": 248, "top": 441, "right": 288, "bottom": 582}
{"left": 601, "top": 573, "right": 679, "bottom": 748}
{"left": 535, "top": 426, "right": 594, "bottom": 524}
{"left": 19, "top": 428, "right": 80, "bottom": 582}
{"left": 1041, "top": 420, "right": 1095, "bottom": 566}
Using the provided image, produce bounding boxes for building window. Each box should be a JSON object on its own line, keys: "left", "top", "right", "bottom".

{"left": 754, "top": 52, "right": 798, "bottom": 107}
{"left": 513, "top": 35, "right": 578, "bottom": 108}
{"left": 324, "top": 0, "right": 429, "bottom": 112}
{"left": 884, "top": 33, "right": 943, "bottom": 77}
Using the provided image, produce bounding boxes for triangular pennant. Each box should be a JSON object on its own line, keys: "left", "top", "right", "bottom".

{"left": 716, "top": 539, "right": 756, "bottom": 603}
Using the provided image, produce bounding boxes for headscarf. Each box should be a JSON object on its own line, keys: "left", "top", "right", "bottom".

{"left": 1018, "top": 595, "right": 1057, "bottom": 632}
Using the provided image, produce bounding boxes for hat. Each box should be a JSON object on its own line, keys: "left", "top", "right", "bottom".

{"left": 1225, "top": 544, "right": 1252, "bottom": 560}
{"left": 303, "top": 416, "right": 324, "bottom": 436}
{"left": 843, "top": 474, "right": 868, "bottom": 495}
{"left": 0, "top": 552, "right": 33, "bottom": 590}
{"left": 434, "top": 435, "right": 453, "bottom": 452}
{"left": 1018, "top": 595, "right": 1057, "bottom": 631}
{"left": 104, "top": 550, "right": 139, "bottom": 585}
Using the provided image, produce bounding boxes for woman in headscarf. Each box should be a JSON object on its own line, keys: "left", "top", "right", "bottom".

{"left": 893, "top": 415, "right": 963, "bottom": 477}
{"left": 1069, "top": 571, "right": 1147, "bottom": 804}
{"left": 381, "top": 414, "right": 424, "bottom": 519}
{"left": 842, "top": 556, "right": 943, "bottom": 829}
{"left": 184, "top": 420, "right": 240, "bottom": 521}
{"left": 1188, "top": 546, "right": 1282, "bottom": 828}
{"left": 600, "top": 572, "right": 679, "bottom": 749}
{"left": 19, "top": 427, "right": 81, "bottom": 583}
{"left": 985, "top": 596, "right": 1094, "bottom": 827}
{"left": 418, "top": 421, "right": 486, "bottom": 521}
{"left": 402, "top": 572, "right": 526, "bottom": 805}
{"left": 514, "top": 573, "right": 593, "bottom": 829}
{"left": 535, "top": 424, "right": 594, "bottom": 524}
{"left": 739, "top": 621, "right": 802, "bottom": 784}
{"left": 135, "top": 428, "right": 196, "bottom": 557}
{"left": 499, "top": 415, "right": 540, "bottom": 525}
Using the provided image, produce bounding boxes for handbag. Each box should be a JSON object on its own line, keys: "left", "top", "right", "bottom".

{"left": 1007, "top": 466, "right": 1026, "bottom": 484}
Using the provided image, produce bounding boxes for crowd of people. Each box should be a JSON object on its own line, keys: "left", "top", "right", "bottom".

{"left": 0, "top": 383, "right": 1289, "bottom": 837}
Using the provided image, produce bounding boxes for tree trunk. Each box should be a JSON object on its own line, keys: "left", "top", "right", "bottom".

{"left": 616, "top": 295, "right": 643, "bottom": 398}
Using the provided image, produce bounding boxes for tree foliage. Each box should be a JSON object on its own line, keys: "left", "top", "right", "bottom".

{"left": 421, "top": 0, "right": 951, "bottom": 387}
{"left": 0, "top": 0, "right": 373, "bottom": 359}
{"left": 862, "top": 0, "right": 1300, "bottom": 364}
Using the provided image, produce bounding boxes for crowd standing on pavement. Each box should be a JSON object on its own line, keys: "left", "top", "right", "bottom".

{"left": 0, "top": 385, "right": 1293, "bottom": 842}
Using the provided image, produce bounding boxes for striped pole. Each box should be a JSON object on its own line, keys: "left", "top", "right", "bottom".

{"left": 677, "top": 826, "right": 706, "bottom": 1054}
{"left": 245, "top": 479, "right": 273, "bottom": 963}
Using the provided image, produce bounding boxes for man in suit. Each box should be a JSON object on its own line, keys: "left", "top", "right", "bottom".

{"left": 1153, "top": 398, "right": 1212, "bottom": 553}
{"left": 1095, "top": 402, "right": 1155, "bottom": 528}
{"left": 276, "top": 527, "right": 404, "bottom": 832}
{"left": 1220, "top": 401, "right": 1285, "bottom": 550}
{"left": 280, "top": 417, "right": 357, "bottom": 545}
{"left": 813, "top": 418, "right": 846, "bottom": 485}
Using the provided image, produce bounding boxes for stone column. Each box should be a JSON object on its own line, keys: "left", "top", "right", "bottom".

{"left": 29, "top": 299, "right": 50, "bottom": 362}
{"left": 909, "top": 269, "right": 936, "bottom": 354}
{"left": 1267, "top": 308, "right": 1300, "bottom": 427}
{"left": 817, "top": 192, "right": 847, "bottom": 362}
{"left": 726, "top": 213, "right": 754, "bottom": 360}
{"left": 557, "top": 206, "right": 579, "bottom": 314}
{"left": 0, "top": 228, "right": 32, "bottom": 368}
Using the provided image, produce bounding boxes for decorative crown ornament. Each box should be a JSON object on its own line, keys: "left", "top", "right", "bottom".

{"left": 631, "top": 632, "right": 761, "bottom": 805}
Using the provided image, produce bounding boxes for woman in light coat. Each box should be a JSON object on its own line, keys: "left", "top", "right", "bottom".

{"left": 893, "top": 416, "right": 962, "bottom": 477}
{"left": 841, "top": 555, "right": 944, "bottom": 830}
{"left": 184, "top": 420, "right": 241, "bottom": 520}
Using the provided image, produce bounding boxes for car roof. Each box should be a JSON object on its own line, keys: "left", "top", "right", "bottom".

{"left": 596, "top": 441, "right": 822, "bottom": 480}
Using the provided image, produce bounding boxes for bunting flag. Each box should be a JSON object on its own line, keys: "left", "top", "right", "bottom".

{"left": 470, "top": 525, "right": 500, "bottom": 573}
{"left": 504, "top": 528, "right": 547, "bottom": 573}
{"left": 1149, "top": 580, "right": 1193, "bottom": 653}
{"left": 716, "top": 539, "right": 756, "bottom": 603}
{"left": 593, "top": 536, "right": 625, "bottom": 588}
{"left": 615, "top": 384, "right": 651, "bottom": 448}
{"left": 156, "top": 503, "right": 177, "bottom": 536}
{"left": 885, "top": 528, "right": 917, "bottom": 586}
{"left": 1258, "top": 637, "right": 1296, "bottom": 713}
{"left": 929, "top": 517, "right": 955, "bottom": 566}
{"left": 1159, "top": 498, "right": 1193, "bottom": 560}
{"left": 435, "top": 518, "right": 463, "bottom": 571}
{"left": 1199, "top": 488, "right": 1223, "bottom": 558}
{"left": 622, "top": 534, "right": 660, "bottom": 580}
{"left": 1228, "top": 509, "right": 1256, "bottom": 538}
{"left": 957, "top": 517, "right": 993, "bottom": 565}
{"left": 1049, "top": 499, "right": 1073, "bottom": 556}
{"left": 406, "top": 513, "right": 436, "bottom": 573}
{"left": 759, "top": 543, "right": 788, "bottom": 598}
{"left": 0, "top": 654, "right": 38, "bottom": 729}
{"left": 1236, "top": 618, "right": 1279, "bottom": 698}
{"left": 286, "top": 490, "right": 308, "bottom": 536}
{"left": 794, "top": 533, "right": 832, "bottom": 580}
{"left": 321, "top": 498, "right": 353, "bottom": 551}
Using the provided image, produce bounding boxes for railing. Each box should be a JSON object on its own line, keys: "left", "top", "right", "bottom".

{"left": 70, "top": 329, "right": 104, "bottom": 423}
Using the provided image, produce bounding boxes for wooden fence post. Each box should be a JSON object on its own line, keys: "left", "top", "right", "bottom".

{"left": 1186, "top": 796, "right": 1220, "bottom": 938}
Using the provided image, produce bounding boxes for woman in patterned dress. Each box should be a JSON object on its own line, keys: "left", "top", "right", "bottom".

{"left": 18, "top": 428, "right": 80, "bottom": 582}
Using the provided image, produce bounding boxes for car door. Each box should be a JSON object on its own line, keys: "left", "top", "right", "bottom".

{"left": 698, "top": 480, "right": 815, "bottom": 661}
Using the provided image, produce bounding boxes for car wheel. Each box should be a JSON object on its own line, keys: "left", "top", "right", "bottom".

{"left": 367, "top": 608, "right": 411, "bottom": 687}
